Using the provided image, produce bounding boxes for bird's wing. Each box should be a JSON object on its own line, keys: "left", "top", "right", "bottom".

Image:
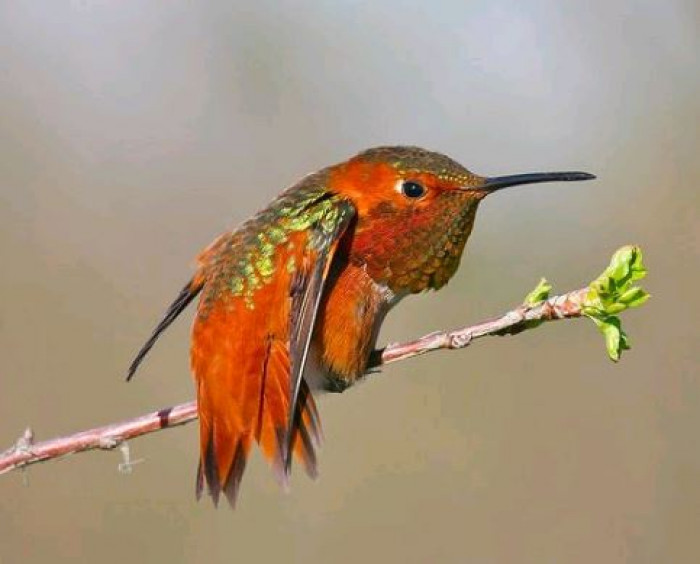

{"left": 285, "top": 199, "right": 355, "bottom": 472}
{"left": 191, "top": 194, "right": 355, "bottom": 506}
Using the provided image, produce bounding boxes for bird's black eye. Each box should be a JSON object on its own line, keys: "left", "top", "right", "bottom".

{"left": 401, "top": 181, "right": 426, "bottom": 199}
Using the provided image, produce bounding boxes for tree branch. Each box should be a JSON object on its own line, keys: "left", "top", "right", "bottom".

{"left": 0, "top": 244, "right": 651, "bottom": 477}
{"left": 0, "top": 286, "right": 588, "bottom": 477}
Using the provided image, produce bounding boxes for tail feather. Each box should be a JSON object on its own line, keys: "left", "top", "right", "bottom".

{"left": 196, "top": 420, "right": 252, "bottom": 508}
{"left": 294, "top": 382, "right": 322, "bottom": 478}
{"left": 126, "top": 278, "right": 202, "bottom": 381}
{"left": 195, "top": 336, "right": 322, "bottom": 507}
{"left": 294, "top": 415, "right": 318, "bottom": 479}
{"left": 257, "top": 340, "right": 321, "bottom": 481}
{"left": 201, "top": 434, "right": 221, "bottom": 504}
{"left": 257, "top": 339, "right": 289, "bottom": 478}
{"left": 221, "top": 440, "right": 248, "bottom": 507}
{"left": 195, "top": 459, "right": 204, "bottom": 501}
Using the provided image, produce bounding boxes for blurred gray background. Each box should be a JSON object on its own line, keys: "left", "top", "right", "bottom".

{"left": 1, "top": 1, "right": 698, "bottom": 563}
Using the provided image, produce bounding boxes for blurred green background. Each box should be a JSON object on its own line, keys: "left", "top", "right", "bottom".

{"left": 1, "top": 1, "right": 698, "bottom": 563}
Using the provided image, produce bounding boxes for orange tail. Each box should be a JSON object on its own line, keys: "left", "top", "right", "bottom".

{"left": 192, "top": 297, "right": 322, "bottom": 507}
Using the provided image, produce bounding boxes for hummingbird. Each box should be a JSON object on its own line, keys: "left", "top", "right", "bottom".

{"left": 127, "top": 146, "right": 594, "bottom": 507}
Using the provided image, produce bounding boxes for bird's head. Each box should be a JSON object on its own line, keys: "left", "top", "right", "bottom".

{"left": 324, "top": 146, "right": 595, "bottom": 293}
{"left": 329, "top": 145, "right": 594, "bottom": 215}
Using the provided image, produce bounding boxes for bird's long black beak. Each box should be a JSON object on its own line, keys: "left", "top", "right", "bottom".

{"left": 480, "top": 171, "right": 596, "bottom": 192}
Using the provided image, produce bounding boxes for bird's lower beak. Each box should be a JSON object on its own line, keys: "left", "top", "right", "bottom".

{"left": 477, "top": 171, "right": 596, "bottom": 193}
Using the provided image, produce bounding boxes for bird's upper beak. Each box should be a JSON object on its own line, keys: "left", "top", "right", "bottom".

{"left": 475, "top": 171, "right": 596, "bottom": 193}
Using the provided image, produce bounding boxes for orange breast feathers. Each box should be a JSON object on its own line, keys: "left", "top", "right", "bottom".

{"left": 190, "top": 232, "right": 321, "bottom": 507}
{"left": 315, "top": 263, "right": 387, "bottom": 386}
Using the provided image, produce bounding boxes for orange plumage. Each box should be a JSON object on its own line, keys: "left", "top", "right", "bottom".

{"left": 127, "top": 146, "right": 594, "bottom": 506}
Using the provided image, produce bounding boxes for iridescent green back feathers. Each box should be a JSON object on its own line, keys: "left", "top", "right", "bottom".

{"left": 198, "top": 170, "right": 352, "bottom": 313}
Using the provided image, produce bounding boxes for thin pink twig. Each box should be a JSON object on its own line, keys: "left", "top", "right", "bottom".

{"left": 0, "top": 287, "right": 586, "bottom": 476}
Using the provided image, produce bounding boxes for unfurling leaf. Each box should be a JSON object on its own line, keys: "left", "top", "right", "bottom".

{"left": 583, "top": 245, "right": 649, "bottom": 361}
{"left": 523, "top": 278, "right": 552, "bottom": 306}
{"left": 618, "top": 287, "right": 650, "bottom": 308}
{"left": 589, "top": 316, "right": 631, "bottom": 362}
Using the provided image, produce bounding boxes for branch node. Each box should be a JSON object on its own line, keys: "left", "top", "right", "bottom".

{"left": 2, "top": 427, "right": 35, "bottom": 459}
{"left": 98, "top": 436, "right": 121, "bottom": 450}
{"left": 449, "top": 331, "right": 472, "bottom": 349}
{"left": 541, "top": 301, "right": 558, "bottom": 320}
{"left": 15, "top": 427, "right": 35, "bottom": 453}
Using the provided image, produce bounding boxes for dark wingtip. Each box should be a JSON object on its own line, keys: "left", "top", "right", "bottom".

{"left": 197, "top": 434, "right": 249, "bottom": 509}
{"left": 125, "top": 278, "right": 202, "bottom": 383}
{"left": 203, "top": 438, "right": 221, "bottom": 507}
{"left": 296, "top": 423, "right": 318, "bottom": 480}
{"left": 125, "top": 360, "right": 140, "bottom": 382}
{"left": 222, "top": 442, "right": 247, "bottom": 509}
{"left": 195, "top": 461, "right": 204, "bottom": 502}
{"left": 282, "top": 428, "right": 294, "bottom": 479}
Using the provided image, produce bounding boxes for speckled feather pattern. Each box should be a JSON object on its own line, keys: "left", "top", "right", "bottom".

{"left": 197, "top": 169, "right": 346, "bottom": 313}
{"left": 347, "top": 146, "right": 483, "bottom": 294}
{"left": 354, "top": 190, "right": 480, "bottom": 293}
{"left": 356, "top": 146, "right": 477, "bottom": 185}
